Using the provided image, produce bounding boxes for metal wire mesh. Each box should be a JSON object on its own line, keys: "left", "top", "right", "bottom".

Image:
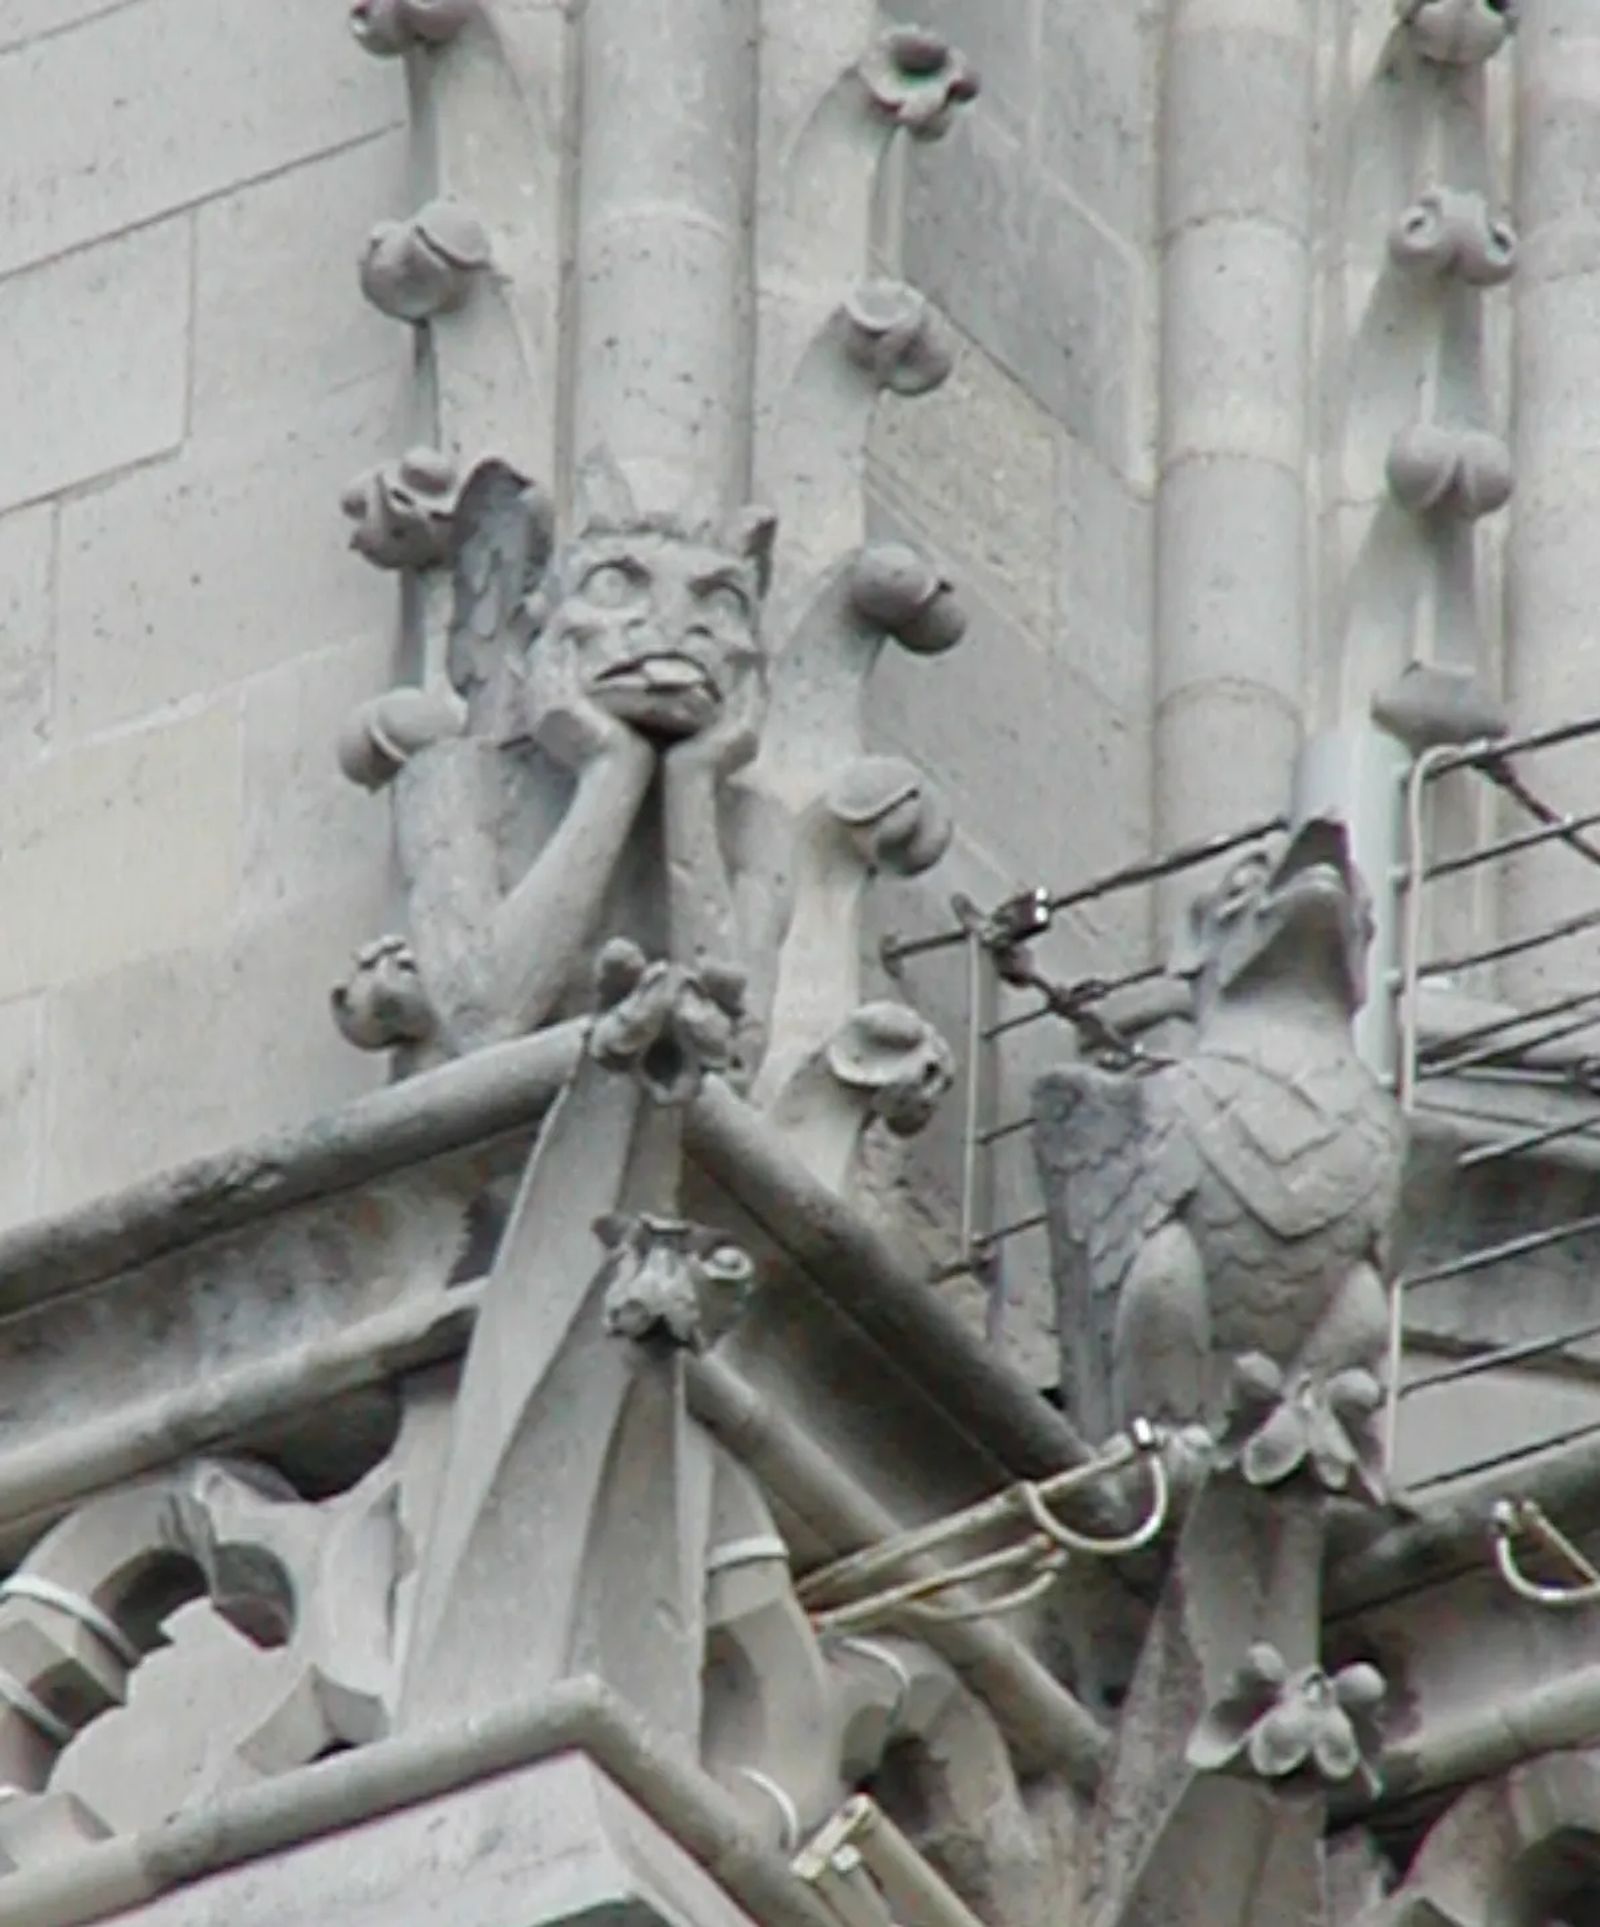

{"left": 883, "top": 822, "right": 1285, "bottom": 1336}
{"left": 1389, "top": 715, "right": 1600, "bottom": 1504}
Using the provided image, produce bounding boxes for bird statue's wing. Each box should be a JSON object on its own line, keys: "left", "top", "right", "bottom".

{"left": 1032, "top": 1064, "right": 1200, "bottom": 1441}
{"left": 1175, "top": 1050, "right": 1404, "bottom": 1246}
{"left": 445, "top": 459, "right": 557, "bottom": 737}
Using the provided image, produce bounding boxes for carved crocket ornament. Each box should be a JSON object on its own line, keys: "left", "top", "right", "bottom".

{"left": 1033, "top": 816, "right": 1404, "bottom": 1481}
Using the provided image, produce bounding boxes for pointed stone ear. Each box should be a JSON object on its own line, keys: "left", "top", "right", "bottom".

{"left": 724, "top": 505, "right": 777, "bottom": 596}
{"left": 574, "top": 448, "right": 639, "bottom": 531}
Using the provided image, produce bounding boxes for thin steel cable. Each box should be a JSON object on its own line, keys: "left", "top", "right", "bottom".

{"left": 1423, "top": 803, "right": 1600, "bottom": 882}
{"left": 1399, "top": 1314, "right": 1600, "bottom": 1398}
{"left": 1403, "top": 1210, "right": 1600, "bottom": 1290}
{"left": 1404, "top": 1418, "right": 1600, "bottom": 1494}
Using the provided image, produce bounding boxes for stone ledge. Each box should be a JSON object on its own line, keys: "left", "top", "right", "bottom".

{"left": 0, "top": 1679, "right": 818, "bottom": 1927}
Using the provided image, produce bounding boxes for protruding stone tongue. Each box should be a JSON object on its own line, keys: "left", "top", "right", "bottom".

{"left": 639, "top": 655, "right": 706, "bottom": 691}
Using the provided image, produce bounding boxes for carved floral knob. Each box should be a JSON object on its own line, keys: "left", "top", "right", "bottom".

{"left": 838, "top": 280, "right": 953, "bottom": 396}
{"left": 858, "top": 26, "right": 979, "bottom": 139}
{"left": 1387, "top": 423, "right": 1513, "bottom": 520}
{"left": 1396, "top": 0, "right": 1517, "bottom": 65}
{"left": 337, "top": 684, "right": 468, "bottom": 789}
{"left": 331, "top": 936, "right": 436, "bottom": 1050}
{"left": 850, "top": 545, "right": 967, "bottom": 654}
{"left": 827, "top": 756, "right": 952, "bottom": 876}
{"left": 824, "top": 1002, "right": 955, "bottom": 1137}
{"left": 350, "top": 0, "right": 476, "bottom": 56}
{"left": 359, "top": 200, "right": 491, "bottom": 322}
{"left": 1188, "top": 1644, "right": 1387, "bottom": 1793}
{"left": 1388, "top": 188, "right": 1516, "bottom": 287}
{"left": 341, "top": 446, "right": 459, "bottom": 570}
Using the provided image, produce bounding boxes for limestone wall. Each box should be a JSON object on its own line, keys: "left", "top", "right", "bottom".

{"left": 0, "top": 1, "right": 1167, "bottom": 1275}
{"left": 0, "top": 1, "right": 414, "bottom": 1219}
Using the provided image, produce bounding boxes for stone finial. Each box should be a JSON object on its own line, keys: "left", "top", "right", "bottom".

{"left": 849, "top": 545, "right": 967, "bottom": 654}
{"left": 858, "top": 26, "right": 979, "bottom": 139}
{"left": 823, "top": 1002, "right": 955, "bottom": 1137}
{"left": 1387, "top": 423, "right": 1514, "bottom": 519}
{"left": 1187, "top": 1645, "right": 1387, "bottom": 1795}
{"left": 349, "top": 0, "right": 475, "bottom": 56}
{"left": 360, "top": 200, "right": 492, "bottom": 322}
{"left": 589, "top": 939, "right": 746, "bottom": 1104}
{"left": 341, "top": 447, "right": 460, "bottom": 570}
{"left": 336, "top": 684, "right": 467, "bottom": 789}
{"left": 1397, "top": 0, "right": 1518, "bottom": 65}
{"left": 331, "top": 936, "right": 436, "bottom": 1050}
{"left": 1214, "top": 1353, "right": 1387, "bottom": 1502}
{"left": 1389, "top": 188, "right": 1517, "bottom": 287}
{"left": 593, "top": 1213, "right": 754, "bottom": 1350}
{"left": 837, "top": 281, "right": 953, "bottom": 396}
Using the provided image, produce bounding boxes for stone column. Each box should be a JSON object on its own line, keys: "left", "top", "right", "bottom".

{"left": 568, "top": 0, "right": 759, "bottom": 515}
{"left": 1152, "top": 0, "right": 1315, "bottom": 864}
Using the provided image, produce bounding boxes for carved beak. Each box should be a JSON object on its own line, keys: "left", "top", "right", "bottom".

{"left": 1262, "top": 816, "right": 1372, "bottom": 1007}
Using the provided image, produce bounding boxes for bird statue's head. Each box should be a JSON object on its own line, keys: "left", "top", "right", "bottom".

{"left": 1173, "top": 817, "right": 1374, "bottom": 1020}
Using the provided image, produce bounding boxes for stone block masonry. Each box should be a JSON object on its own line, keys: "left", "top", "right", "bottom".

{"left": 0, "top": 0, "right": 408, "bottom": 1222}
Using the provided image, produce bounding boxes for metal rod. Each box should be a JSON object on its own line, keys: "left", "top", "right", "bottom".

{"left": 685, "top": 1358, "right": 1109, "bottom": 1784}
{"left": 1479, "top": 757, "right": 1600, "bottom": 871}
{"left": 1418, "top": 986, "right": 1600, "bottom": 1061}
{"left": 977, "top": 1115, "right": 1035, "bottom": 1148}
{"left": 1046, "top": 817, "right": 1285, "bottom": 916}
{"left": 1420, "top": 1006, "right": 1600, "bottom": 1080}
{"left": 1402, "top": 1418, "right": 1600, "bottom": 1495}
{"left": 1421, "top": 804, "right": 1600, "bottom": 881}
{"left": 1403, "top": 1211, "right": 1600, "bottom": 1290}
{"left": 1399, "top": 1314, "right": 1600, "bottom": 1397}
{"left": 1417, "top": 901, "right": 1600, "bottom": 979}
{"left": 1422, "top": 712, "right": 1600, "bottom": 780}
{"left": 1458, "top": 1108, "right": 1600, "bottom": 1170}
{"left": 984, "top": 1001, "right": 1053, "bottom": 1041}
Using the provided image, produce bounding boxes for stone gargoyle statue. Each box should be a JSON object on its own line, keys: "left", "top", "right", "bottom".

{"left": 333, "top": 451, "right": 961, "bottom": 1186}
{"left": 1033, "top": 815, "right": 1405, "bottom": 1477}
{"left": 337, "top": 453, "right": 778, "bottom": 1070}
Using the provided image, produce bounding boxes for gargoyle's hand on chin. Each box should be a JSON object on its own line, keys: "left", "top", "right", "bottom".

{"left": 664, "top": 646, "right": 767, "bottom": 783}
{"left": 527, "top": 635, "right": 655, "bottom": 772}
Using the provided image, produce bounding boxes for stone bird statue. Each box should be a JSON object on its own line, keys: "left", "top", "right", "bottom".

{"left": 1032, "top": 818, "right": 1404, "bottom": 1466}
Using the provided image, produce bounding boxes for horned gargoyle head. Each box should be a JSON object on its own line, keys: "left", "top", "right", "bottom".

{"left": 524, "top": 451, "right": 777, "bottom": 746}
{"left": 1173, "top": 817, "right": 1374, "bottom": 1018}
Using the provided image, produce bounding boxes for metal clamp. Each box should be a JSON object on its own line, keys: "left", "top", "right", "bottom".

{"left": 1491, "top": 1498, "right": 1600, "bottom": 1608}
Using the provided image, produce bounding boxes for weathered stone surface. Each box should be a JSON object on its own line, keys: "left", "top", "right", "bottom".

{"left": 57, "top": 1753, "right": 762, "bottom": 1927}
{"left": 55, "top": 378, "right": 397, "bottom": 738}
{"left": 0, "top": 705, "right": 239, "bottom": 1007}
{"left": 0, "top": 0, "right": 403, "bottom": 279}
{"left": 869, "top": 335, "right": 1056, "bottom": 640}
{"left": 0, "top": 505, "right": 54, "bottom": 773}
{"left": 1039, "top": 0, "right": 1162, "bottom": 246}
{"left": 904, "top": 111, "right": 1139, "bottom": 478}
{"left": 0, "top": 1, "right": 125, "bottom": 52}
{"left": 192, "top": 131, "right": 409, "bottom": 435}
{"left": 240, "top": 633, "right": 400, "bottom": 925}
{"left": 0, "top": 995, "right": 46, "bottom": 1232}
{"left": 42, "top": 903, "right": 382, "bottom": 1210}
{"left": 0, "top": 219, "right": 188, "bottom": 513}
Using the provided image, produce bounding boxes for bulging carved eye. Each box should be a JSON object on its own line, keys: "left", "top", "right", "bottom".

{"left": 581, "top": 561, "right": 645, "bottom": 608}
{"left": 697, "top": 581, "right": 751, "bottom": 625}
